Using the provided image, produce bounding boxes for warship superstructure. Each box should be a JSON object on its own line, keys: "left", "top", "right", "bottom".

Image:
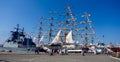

{"left": 3, "top": 24, "right": 36, "bottom": 48}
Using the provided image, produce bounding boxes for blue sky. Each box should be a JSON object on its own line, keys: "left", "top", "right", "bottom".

{"left": 0, "top": 0, "right": 120, "bottom": 45}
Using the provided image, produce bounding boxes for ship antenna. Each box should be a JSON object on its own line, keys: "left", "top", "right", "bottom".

{"left": 16, "top": 24, "right": 19, "bottom": 32}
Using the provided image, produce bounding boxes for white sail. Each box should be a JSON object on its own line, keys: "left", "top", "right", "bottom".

{"left": 36, "top": 35, "right": 45, "bottom": 47}
{"left": 66, "top": 30, "right": 74, "bottom": 44}
{"left": 39, "top": 35, "right": 44, "bottom": 43}
{"left": 63, "top": 30, "right": 75, "bottom": 49}
{"left": 51, "top": 30, "right": 62, "bottom": 44}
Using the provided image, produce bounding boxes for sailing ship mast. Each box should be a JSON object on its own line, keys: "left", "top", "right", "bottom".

{"left": 80, "top": 12, "right": 95, "bottom": 46}
{"left": 47, "top": 11, "right": 58, "bottom": 44}
{"left": 37, "top": 20, "right": 43, "bottom": 47}
{"left": 39, "top": 11, "right": 57, "bottom": 45}
{"left": 59, "top": 6, "right": 78, "bottom": 45}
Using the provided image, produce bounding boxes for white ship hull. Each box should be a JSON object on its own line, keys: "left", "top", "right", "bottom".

{"left": 3, "top": 42, "right": 18, "bottom": 48}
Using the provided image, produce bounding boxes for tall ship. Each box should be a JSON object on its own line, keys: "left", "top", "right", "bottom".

{"left": 37, "top": 6, "right": 98, "bottom": 51}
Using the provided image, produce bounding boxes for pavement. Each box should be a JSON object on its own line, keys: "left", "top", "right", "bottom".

{"left": 0, "top": 53, "right": 119, "bottom": 62}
